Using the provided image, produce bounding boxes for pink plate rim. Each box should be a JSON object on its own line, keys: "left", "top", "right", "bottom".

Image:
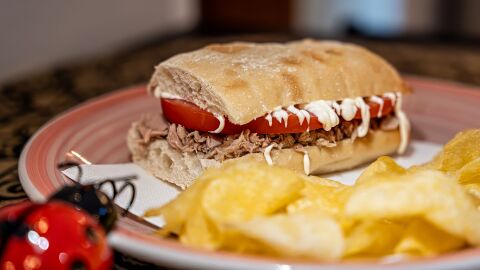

{"left": 18, "top": 75, "right": 480, "bottom": 269}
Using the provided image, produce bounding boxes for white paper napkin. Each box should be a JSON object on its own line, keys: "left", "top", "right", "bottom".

{"left": 61, "top": 141, "right": 441, "bottom": 228}
{"left": 62, "top": 163, "right": 180, "bottom": 227}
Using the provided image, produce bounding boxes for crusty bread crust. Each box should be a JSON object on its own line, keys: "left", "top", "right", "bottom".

{"left": 127, "top": 125, "right": 401, "bottom": 189}
{"left": 149, "top": 39, "right": 409, "bottom": 125}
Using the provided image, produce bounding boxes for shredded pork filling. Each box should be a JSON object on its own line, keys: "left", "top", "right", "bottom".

{"left": 134, "top": 113, "right": 399, "bottom": 162}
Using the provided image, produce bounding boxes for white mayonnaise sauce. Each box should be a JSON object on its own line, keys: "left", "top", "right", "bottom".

{"left": 272, "top": 106, "right": 289, "bottom": 127}
{"left": 354, "top": 97, "right": 370, "bottom": 137}
{"left": 264, "top": 144, "right": 275, "bottom": 165}
{"left": 159, "top": 88, "right": 409, "bottom": 155}
{"left": 383, "top": 92, "right": 397, "bottom": 106}
{"left": 303, "top": 151, "right": 310, "bottom": 175}
{"left": 394, "top": 93, "right": 410, "bottom": 154}
{"left": 339, "top": 98, "right": 357, "bottom": 121}
{"left": 211, "top": 114, "right": 225, "bottom": 133}
{"left": 287, "top": 105, "right": 305, "bottom": 125}
{"left": 159, "top": 92, "right": 183, "bottom": 99}
{"left": 303, "top": 111, "right": 311, "bottom": 127}
{"left": 304, "top": 100, "right": 339, "bottom": 131}
{"left": 328, "top": 101, "right": 341, "bottom": 115}
{"left": 265, "top": 113, "right": 273, "bottom": 126}
{"left": 369, "top": 96, "right": 384, "bottom": 118}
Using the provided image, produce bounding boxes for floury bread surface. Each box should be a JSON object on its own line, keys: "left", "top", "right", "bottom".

{"left": 148, "top": 39, "right": 410, "bottom": 125}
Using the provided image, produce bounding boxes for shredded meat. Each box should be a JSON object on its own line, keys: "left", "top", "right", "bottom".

{"left": 136, "top": 114, "right": 168, "bottom": 143}
{"left": 135, "top": 113, "right": 393, "bottom": 162}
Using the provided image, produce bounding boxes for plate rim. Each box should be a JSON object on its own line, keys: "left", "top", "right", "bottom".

{"left": 18, "top": 76, "right": 480, "bottom": 269}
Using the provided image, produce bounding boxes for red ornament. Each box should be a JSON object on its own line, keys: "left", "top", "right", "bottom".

{"left": 0, "top": 201, "right": 112, "bottom": 270}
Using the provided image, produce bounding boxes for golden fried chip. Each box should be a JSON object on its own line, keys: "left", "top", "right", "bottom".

{"left": 425, "top": 129, "right": 480, "bottom": 173}
{"left": 144, "top": 172, "right": 212, "bottom": 235}
{"left": 463, "top": 183, "right": 480, "bottom": 207}
{"left": 220, "top": 229, "right": 276, "bottom": 255}
{"left": 395, "top": 218, "right": 465, "bottom": 256}
{"left": 456, "top": 157, "right": 480, "bottom": 185}
{"left": 147, "top": 129, "right": 480, "bottom": 260}
{"left": 230, "top": 211, "right": 344, "bottom": 260}
{"left": 306, "top": 175, "right": 346, "bottom": 187}
{"left": 202, "top": 162, "right": 304, "bottom": 224}
{"left": 356, "top": 156, "right": 406, "bottom": 185}
{"left": 345, "top": 170, "right": 480, "bottom": 246}
{"left": 287, "top": 176, "right": 349, "bottom": 217}
{"left": 288, "top": 177, "right": 357, "bottom": 237}
{"left": 344, "top": 219, "right": 405, "bottom": 257}
{"left": 180, "top": 207, "right": 221, "bottom": 249}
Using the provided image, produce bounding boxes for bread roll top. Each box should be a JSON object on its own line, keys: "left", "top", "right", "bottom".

{"left": 149, "top": 39, "right": 409, "bottom": 125}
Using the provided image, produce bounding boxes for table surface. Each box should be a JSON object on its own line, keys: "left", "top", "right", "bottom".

{"left": 1, "top": 34, "right": 479, "bottom": 269}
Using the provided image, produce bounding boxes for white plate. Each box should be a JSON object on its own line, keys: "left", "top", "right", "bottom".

{"left": 19, "top": 76, "right": 480, "bottom": 269}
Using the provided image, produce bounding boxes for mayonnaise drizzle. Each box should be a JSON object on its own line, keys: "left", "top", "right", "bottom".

{"left": 160, "top": 90, "right": 409, "bottom": 155}
{"left": 287, "top": 105, "right": 310, "bottom": 126}
{"left": 211, "top": 114, "right": 225, "bottom": 133}
{"left": 265, "top": 113, "right": 273, "bottom": 126}
{"left": 329, "top": 101, "right": 342, "bottom": 115}
{"left": 304, "top": 100, "right": 339, "bottom": 131}
{"left": 354, "top": 97, "right": 370, "bottom": 137}
{"left": 264, "top": 144, "right": 275, "bottom": 165}
{"left": 383, "top": 92, "right": 397, "bottom": 106}
{"left": 394, "top": 93, "right": 410, "bottom": 154}
{"left": 303, "top": 151, "right": 310, "bottom": 175}
{"left": 272, "top": 106, "right": 289, "bottom": 127}
{"left": 370, "top": 96, "right": 384, "bottom": 118}
{"left": 303, "top": 111, "right": 311, "bottom": 126}
{"left": 340, "top": 98, "right": 357, "bottom": 121}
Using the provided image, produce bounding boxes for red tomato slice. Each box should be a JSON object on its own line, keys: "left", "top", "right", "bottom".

{"left": 161, "top": 98, "right": 245, "bottom": 134}
{"left": 245, "top": 99, "right": 393, "bottom": 134}
{"left": 245, "top": 113, "right": 322, "bottom": 134}
{"left": 161, "top": 98, "right": 394, "bottom": 135}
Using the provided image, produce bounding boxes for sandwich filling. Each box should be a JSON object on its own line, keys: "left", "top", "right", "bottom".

{"left": 133, "top": 92, "right": 409, "bottom": 174}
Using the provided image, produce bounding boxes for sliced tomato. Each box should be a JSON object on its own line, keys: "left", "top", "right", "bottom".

{"left": 366, "top": 99, "right": 394, "bottom": 119}
{"left": 161, "top": 98, "right": 245, "bottom": 134}
{"left": 161, "top": 98, "right": 394, "bottom": 135}
{"left": 245, "top": 114, "right": 322, "bottom": 134}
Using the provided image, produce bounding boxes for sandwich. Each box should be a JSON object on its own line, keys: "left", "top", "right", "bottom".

{"left": 127, "top": 39, "right": 411, "bottom": 189}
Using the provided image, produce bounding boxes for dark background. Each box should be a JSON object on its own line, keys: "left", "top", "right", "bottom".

{"left": 1, "top": 0, "right": 479, "bottom": 85}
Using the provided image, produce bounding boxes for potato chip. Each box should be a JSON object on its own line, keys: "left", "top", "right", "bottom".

{"left": 202, "top": 162, "right": 304, "bottom": 224}
{"left": 144, "top": 171, "right": 212, "bottom": 235}
{"left": 220, "top": 229, "right": 276, "bottom": 255}
{"left": 425, "top": 129, "right": 480, "bottom": 173}
{"left": 356, "top": 156, "right": 406, "bottom": 185}
{"left": 287, "top": 176, "right": 349, "bottom": 217}
{"left": 344, "top": 170, "right": 480, "bottom": 245}
{"left": 180, "top": 207, "right": 222, "bottom": 249}
{"left": 463, "top": 183, "right": 480, "bottom": 206}
{"left": 230, "top": 211, "right": 344, "bottom": 260}
{"left": 306, "top": 175, "right": 346, "bottom": 188}
{"left": 146, "top": 129, "right": 480, "bottom": 261}
{"left": 456, "top": 157, "right": 480, "bottom": 185}
{"left": 395, "top": 218, "right": 465, "bottom": 256}
{"left": 344, "top": 219, "right": 405, "bottom": 257}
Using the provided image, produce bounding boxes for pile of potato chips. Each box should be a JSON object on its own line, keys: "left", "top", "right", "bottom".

{"left": 145, "top": 129, "right": 480, "bottom": 261}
